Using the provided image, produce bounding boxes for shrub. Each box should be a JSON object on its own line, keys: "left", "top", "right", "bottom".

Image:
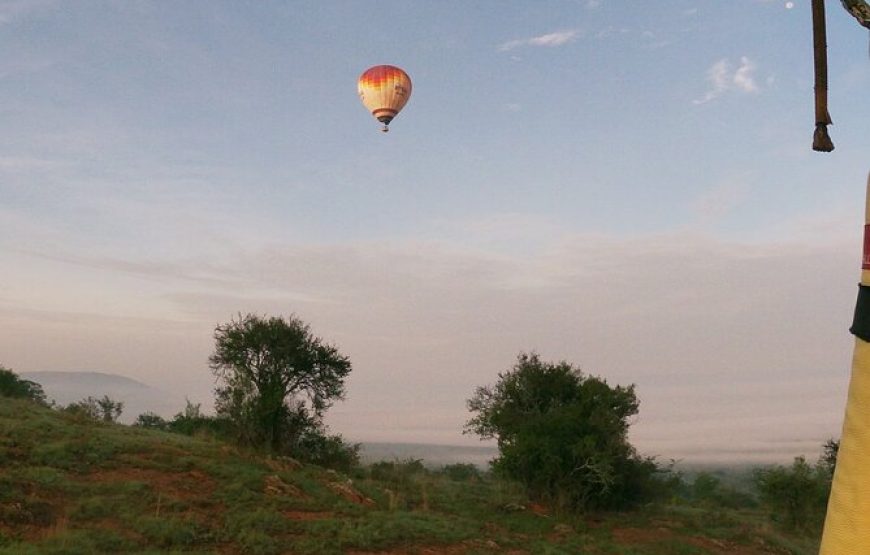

{"left": 0, "top": 366, "right": 47, "bottom": 405}
{"left": 465, "top": 352, "right": 662, "bottom": 510}
{"left": 440, "top": 463, "right": 482, "bottom": 482}
{"left": 134, "top": 412, "right": 168, "bottom": 430}
{"left": 292, "top": 428, "right": 360, "bottom": 472}
{"left": 165, "top": 399, "right": 231, "bottom": 439}
{"left": 754, "top": 455, "right": 831, "bottom": 533}
{"left": 61, "top": 395, "right": 123, "bottom": 423}
{"left": 687, "top": 471, "right": 756, "bottom": 509}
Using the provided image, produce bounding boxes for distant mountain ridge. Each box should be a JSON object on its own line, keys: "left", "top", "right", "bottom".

{"left": 20, "top": 371, "right": 186, "bottom": 424}
{"left": 22, "top": 371, "right": 151, "bottom": 389}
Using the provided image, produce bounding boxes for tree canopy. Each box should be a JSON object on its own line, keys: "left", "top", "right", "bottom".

{"left": 0, "top": 365, "right": 47, "bottom": 406}
{"left": 210, "top": 313, "right": 352, "bottom": 453}
{"left": 465, "top": 352, "right": 659, "bottom": 510}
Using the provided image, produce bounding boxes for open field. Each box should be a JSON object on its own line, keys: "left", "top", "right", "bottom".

{"left": 0, "top": 398, "right": 821, "bottom": 554}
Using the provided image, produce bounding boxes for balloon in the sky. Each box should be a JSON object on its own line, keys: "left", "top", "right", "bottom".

{"left": 358, "top": 65, "right": 412, "bottom": 132}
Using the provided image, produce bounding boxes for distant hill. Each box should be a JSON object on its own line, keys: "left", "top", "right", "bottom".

{"left": 19, "top": 371, "right": 186, "bottom": 423}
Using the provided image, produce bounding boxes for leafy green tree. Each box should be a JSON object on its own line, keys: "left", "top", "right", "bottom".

{"left": 63, "top": 395, "right": 123, "bottom": 422}
{"left": 210, "top": 313, "right": 352, "bottom": 454}
{"left": 465, "top": 352, "right": 659, "bottom": 510}
{"left": 165, "top": 398, "right": 231, "bottom": 438}
{"left": 819, "top": 438, "right": 839, "bottom": 476}
{"left": 95, "top": 395, "right": 124, "bottom": 422}
{"left": 754, "top": 438, "right": 839, "bottom": 533}
{"left": 135, "top": 412, "right": 168, "bottom": 430}
{"left": 0, "top": 366, "right": 48, "bottom": 405}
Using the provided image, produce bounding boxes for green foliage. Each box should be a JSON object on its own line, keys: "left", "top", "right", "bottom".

{"left": 370, "top": 458, "right": 427, "bottom": 485}
{"left": 164, "top": 399, "right": 231, "bottom": 439}
{"left": 685, "top": 471, "right": 757, "bottom": 509}
{"left": 465, "top": 352, "right": 661, "bottom": 510}
{"left": 819, "top": 438, "right": 839, "bottom": 476}
{"left": 133, "top": 516, "right": 204, "bottom": 547}
{"left": 210, "top": 313, "right": 352, "bottom": 456}
{"left": 61, "top": 395, "right": 123, "bottom": 423}
{"left": 294, "top": 512, "right": 478, "bottom": 553}
{"left": 223, "top": 506, "right": 291, "bottom": 554}
{"left": 440, "top": 463, "right": 483, "bottom": 482}
{"left": 0, "top": 389, "right": 826, "bottom": 555}
{"left": 134, "top": 411, "right": 168, "bottom": 430}
{"left": 754, "top": 452, "right": 833, "bottom": 534}
{"left": 0, "top": 366, "right": 47, "bottom": 406}
{"left": 292, "top": 428, "right": 361, "bottom": 471}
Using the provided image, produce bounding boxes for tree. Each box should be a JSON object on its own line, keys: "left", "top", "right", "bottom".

{"left": 63, "top": 395, "right": 123, "bottom": 422}
{"left": 210, "top": 313, "right": 352, "bottom": 453}
{"left": 465, "top": 352, "right": 659, "bottom": 510}
{"left": 754, "top": 438, "right": 840, "bottom": 533}
{"left": 0, "top": 365, "right": 48, "bottom": 405}
{"left": 135, "top": 412, "right": 168, "bottom": 430}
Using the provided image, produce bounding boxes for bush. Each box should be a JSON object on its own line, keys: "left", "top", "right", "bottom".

{"left": 61, "top": 396, "right": 123, "bottom": 423}
{"left": 465, "top": 352, "right": 662, "bottom": 510}
{"left": 292, "top": 428, "right": 360, "bottom": 472}
{"left": 0, "top": 366, "right": 47, "bottom": 405}
{"left": 687, "top": 471, "right": 756, "bottom": 509}
{"left": 134, "top": 412, "right": 168, "bottom": 430}
{"left": 754, "top": 454, "right": 832, "bottom": 533}
{"left": 165, "top": 399, "right": 231, "bottom": 439}
{"left": 440, "top": 463, "right": 482, "bottom": 482}
{"left": 370, "top": 458, "right": 427, "bottom": 485}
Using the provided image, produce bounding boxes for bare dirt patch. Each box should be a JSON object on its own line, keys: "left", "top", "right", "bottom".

{"left": 326, "top": 480, "right": 375, "bottom": 507}
{"left": 347, "top": 540, "right": 525, "bottom": 555}
{"left": 264, "top": 474, "right": 307, "bottom": 498}
{"left": 281, "top": 509, "right": 334, "bottom": 521}
{"left": 81, "top": 467, "right": 216, "bottom": 502}
{"left": 612, "top": 526, "right": 675, "bottom": 544}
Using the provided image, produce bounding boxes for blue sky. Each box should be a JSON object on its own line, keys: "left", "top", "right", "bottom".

{"left": 2, "top": 0, "right": 869, "bottom": 461}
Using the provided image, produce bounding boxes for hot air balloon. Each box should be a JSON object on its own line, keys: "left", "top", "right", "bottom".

{"left": 358, "top": 65, "right": 412, "bottom": 132}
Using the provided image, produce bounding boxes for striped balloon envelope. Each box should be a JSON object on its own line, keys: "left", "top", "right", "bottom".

{"left": 357, "top": 65, "right": 412, "bottom": 132}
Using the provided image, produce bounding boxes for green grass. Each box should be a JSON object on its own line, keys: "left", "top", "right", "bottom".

{"left": 0, "top": 398, "right": 823, "bottom": 554}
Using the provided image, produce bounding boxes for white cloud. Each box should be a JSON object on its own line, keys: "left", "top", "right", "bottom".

{"left": 694, "top": 56, "right": 761, "bottom": 104}
{"left": 733, "top": 56, "right": 759, "bottom": 92}
{"left": 498, "top": 29, "right": 581, "bottom": 51}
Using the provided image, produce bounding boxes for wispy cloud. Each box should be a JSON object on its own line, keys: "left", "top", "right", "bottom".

{"left": 498, "top": 29, "right": 582, "bottom": 51}
{"left": 694, "top": 56, "right": 760, "bottom": 104}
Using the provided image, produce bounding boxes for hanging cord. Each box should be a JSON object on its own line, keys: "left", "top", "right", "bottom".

{"left": 813, "top": 0, "right": 835, "bottom": 152}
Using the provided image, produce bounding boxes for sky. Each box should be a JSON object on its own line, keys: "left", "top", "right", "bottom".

{"left": 2, "top": 0, "right": 869, "bottom": 463}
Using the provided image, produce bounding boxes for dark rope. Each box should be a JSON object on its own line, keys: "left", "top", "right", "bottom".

{"left": 813, "top": 0, "right": 835, "bottom": 152}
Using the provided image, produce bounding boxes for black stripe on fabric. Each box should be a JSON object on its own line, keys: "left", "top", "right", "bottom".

{"left": 850, "top": 284, "right": 870, "bottom": 341}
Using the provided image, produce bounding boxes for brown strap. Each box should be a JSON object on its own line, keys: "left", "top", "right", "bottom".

{"left": 813, "top": 0, "right": 835, "bottom": 152}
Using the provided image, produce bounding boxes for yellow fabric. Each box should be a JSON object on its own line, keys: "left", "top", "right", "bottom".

{"left": 820, "top": 338, "right": 870, "bottom": 553}
{"left": 820, "top": 174, "right": 870, "bottom": 554}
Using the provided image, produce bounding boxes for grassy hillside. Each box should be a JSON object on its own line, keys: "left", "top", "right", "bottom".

{"left": 0, "top": 399, "right": 819, "bottom": 554}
